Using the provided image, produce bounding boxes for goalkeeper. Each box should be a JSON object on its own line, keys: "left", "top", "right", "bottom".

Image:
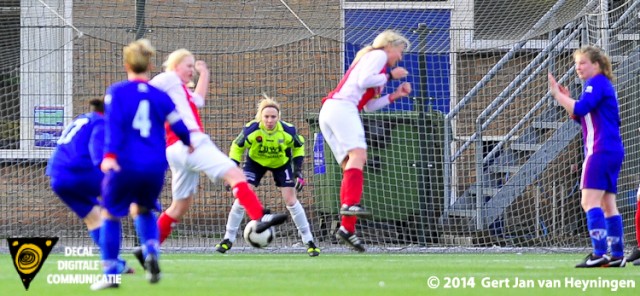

{"left": 215, "top": 94, "right": 320, "bottom": 257}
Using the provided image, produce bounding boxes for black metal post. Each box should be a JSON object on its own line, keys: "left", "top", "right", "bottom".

{"left": 413, "top": 23, "right": 433, "bottom": 245}
{"left": 135, "top": 0, "right": 147, "bottom": 40}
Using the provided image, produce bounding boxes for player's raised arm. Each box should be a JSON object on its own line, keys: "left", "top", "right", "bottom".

{"left": 548, "top": 73, "right": 576, "bottom": 115}
{"left": 193, "top": 60, "right": 209, "bottom": 103}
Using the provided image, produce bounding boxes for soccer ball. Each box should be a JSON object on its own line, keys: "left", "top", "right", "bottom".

{"left": 243, "top": 220, "right": 274, "bottom": 248}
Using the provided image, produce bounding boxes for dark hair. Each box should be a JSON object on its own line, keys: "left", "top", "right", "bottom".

{"left": 89, "top": 98, "right": 104, "bottom": 113}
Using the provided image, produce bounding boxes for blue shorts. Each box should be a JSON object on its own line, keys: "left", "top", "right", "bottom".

{"left": 101, "top": 168, "right": 166, "bottom": 218}
{"left": 243, "top": 159, "right": 295, "bottom": 188}
{"left": 581, "top": 151, "right": 623, "bottom": 194}
{"left": 50, "top": 169, "right": 103, "bottom": 219}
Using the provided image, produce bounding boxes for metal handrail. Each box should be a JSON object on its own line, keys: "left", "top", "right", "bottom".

{"left": 481, "top": 0, "right": 640, "bottom": 168}
{"left": 443, "top": 22, "right": 580, "bottom": 214}
{"left": 460, "top": 0, "right": 637, "bottom": 228}
{"left": 442, "top": 0, "right": 615, "bottom": 216}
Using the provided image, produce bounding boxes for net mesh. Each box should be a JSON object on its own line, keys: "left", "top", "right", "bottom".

{"left": 0, "top": 0, "right": 638, "bottom": 253}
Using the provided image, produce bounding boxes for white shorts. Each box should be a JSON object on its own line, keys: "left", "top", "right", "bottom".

{"left": 318, "top": 99, "right": 366, "bottom": 165}
{"left": 166, "top": 132, "right": 236, "bottom": 200}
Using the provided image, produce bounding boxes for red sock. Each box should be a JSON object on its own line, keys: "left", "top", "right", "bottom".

{"left": 341, "top": 216, "right": 357, "bottom": 233}
{"left": 157, "top": 212, "right": 178, "bottom": 244}
{"left": 339, "top": 168, "right": 364, "bottom": 233}
{"left": 233, "top": 182, "right": 264, "bottom": 220}
{"left": 636, "top": 201, "right": 640, "bottom": 248}
{"left": 342, "top": 168, "right": 364, "bottom": 206}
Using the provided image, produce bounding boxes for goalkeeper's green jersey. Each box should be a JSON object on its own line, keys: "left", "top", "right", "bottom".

{"left": 229, "top": 120, "right": 304, "bottom": 168}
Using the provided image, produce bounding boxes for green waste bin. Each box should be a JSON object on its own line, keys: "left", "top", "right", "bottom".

{"left": 306, "top": 105, "right": 444, "bottom": 244}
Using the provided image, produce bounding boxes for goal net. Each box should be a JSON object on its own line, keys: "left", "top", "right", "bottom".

{"left": 0, "top": 0, "right": 638, "bottom": 253}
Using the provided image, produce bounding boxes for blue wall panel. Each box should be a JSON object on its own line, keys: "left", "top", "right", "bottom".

{"left": 344, "top": 9, "right": 451, "bottom": 113}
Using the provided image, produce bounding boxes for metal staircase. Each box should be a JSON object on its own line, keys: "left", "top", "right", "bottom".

{"left": 441, "top": 0, "right": 639, "bottom": 233}
{"left": 444, "top": 105, "right": 580, "bottom": 231}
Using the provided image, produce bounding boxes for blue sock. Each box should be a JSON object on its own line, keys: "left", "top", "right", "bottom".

{"left": 89, "top": 228, "right": 101, "bottom": 247}
{"left": 135, "top": 212, "right": 159, "bottom": 257}
{"left": 586, "top": 208, "right": 607, "bottom": 257}
{"left": 606, "top": 215, "right": 624, "bottom": 258}
{"left": 134, "top": 216, "right": 146, "bottom": 258}
{"left": 100, "top": 219, "right": 122, "bottom": 274}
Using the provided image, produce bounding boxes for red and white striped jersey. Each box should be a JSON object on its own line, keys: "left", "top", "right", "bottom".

{"left": 323, "top": 49, "right": 390, "bottom": 111}
{"left": 150, "top": 71, "right": 204, "bottom": 146}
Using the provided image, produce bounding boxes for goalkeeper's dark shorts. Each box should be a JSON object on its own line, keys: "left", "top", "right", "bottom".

{"left": 243, "top": 158, "right": 295, "bottom": 188}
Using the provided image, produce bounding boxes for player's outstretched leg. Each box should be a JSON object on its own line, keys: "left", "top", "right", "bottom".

{"left": 231, "top": 181, "right": 288, "bottom": 233}
{"left": 335, "top": 226, "right": 365, "bottom": 253}
{"left": 256, "top": 210, "right": 288, "bottom": 233}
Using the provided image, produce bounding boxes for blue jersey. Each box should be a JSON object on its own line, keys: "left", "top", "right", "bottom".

{"left": 573, "top": 74, "right": 624, "bottom": 155}
{"left": 102, "top": 79, "right": 190, "bottom": 217}
{"left": 46, "top": 112, "right": 104, "bottom": 176}
{"left": 104, "top": 80, "right": 180, "bottom": 171}
{"left": 46, "top": 111, "right": 104, "bottom": 218}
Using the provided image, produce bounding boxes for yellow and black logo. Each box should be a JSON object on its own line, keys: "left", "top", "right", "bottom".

{"left": 7, "top": 237, "right": 58, "bottom": 290}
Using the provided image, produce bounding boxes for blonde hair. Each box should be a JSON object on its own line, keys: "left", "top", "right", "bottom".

{"left": 352, "top": 30, "right": 410, "bottom": 65}
{"left": 163, "top": 48, "right": 193, "bottom": 71}
{"left": 123, "top": 39, "right": 155, "bottom": 74}
{"left": 255, "top": 93, "right": 281, "bottom": 122}
{"left": 574, "top": 45, "right": 614, "bottom": 81}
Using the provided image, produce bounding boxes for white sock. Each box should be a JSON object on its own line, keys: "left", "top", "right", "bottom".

{"left": 223, "top": 199, "right": 245, "bottom": 243}
{"left": 287, "top": 201, "right": 314, "bottom": 244}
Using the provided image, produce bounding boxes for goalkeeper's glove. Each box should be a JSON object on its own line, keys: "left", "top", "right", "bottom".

{"left": 294, "top": 170, "right": 305, "bottom": 192}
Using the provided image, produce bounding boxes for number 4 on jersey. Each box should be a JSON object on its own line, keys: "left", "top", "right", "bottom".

{"left": 133, "top": 100, "right": 151, "bottom": 137}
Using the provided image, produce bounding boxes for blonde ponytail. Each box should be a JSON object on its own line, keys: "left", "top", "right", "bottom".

{"left": 352, "top": 30, "right": 410, "bottom": 65}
